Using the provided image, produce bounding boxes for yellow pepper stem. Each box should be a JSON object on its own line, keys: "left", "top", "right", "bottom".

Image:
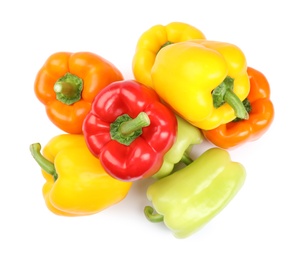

{"left": 144, "top": 206, "right": 164, "bottom": 223}
{"left": 158, "top": 41, "right": 173, "bottom": 53}
{"left": 233, "top": 98, "right": 252, "bottom": 122}
{"left": 30, "top": 143, "right": 58, "bottom": 181}
{"left": 213, "top": 76, "right": 249, "bottom": 120}
{"left": 224, "top": 90, "right": 249, "bottom": 120}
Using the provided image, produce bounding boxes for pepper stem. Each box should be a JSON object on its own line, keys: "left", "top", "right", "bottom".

{"left": 110, "top": 112, "right": 150, "bottom": 146}
{"left": 233, "top": 98, "right": 252, "bottom": 122}
{"left": 224, "top": 89, "right": 249, "bottom": 119}
{"left": 212, "top": 76, "right": 249, "bottom": 120}
{"left": 158, "top": 41, "right": 173, "bottom": 53}
{"left": 180, "top": 152, "right": 193, "bottom": 165}
{"left": 54, "top": 72, "right": 83, "bottom": 105}
{"left": 144, "top": 206, "right": 164, "bottom": 223}
{"left": 30, "top": 143, "right": 58, "bottom": 181}
{"left": 120, "top": 112, "right": 150, "bottom": 136}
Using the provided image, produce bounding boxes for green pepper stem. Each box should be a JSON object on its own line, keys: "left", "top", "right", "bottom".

{"left": 30, "top": 143, "right": 58, "bottom": 181}
{"left": 144, "top": 206, "right": 164, "bottom": 223}
{"left": 180, "top": 153, "right": 193, "bottom": 165}
{"left": 212, "top": 76, "right": 249, "bottom": 120}
{"left": 54, "top": 72, "right": 83, "bottom": 105}
{"left": 119, "top": 112, "right": 150, "bottom": 136}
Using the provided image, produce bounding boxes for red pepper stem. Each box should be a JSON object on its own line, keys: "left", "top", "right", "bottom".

{"left": 29, "top": 143, "right": 58, "bottom": 181}
{"left": 110, "top": 112, "right": 151, "bottom": 146}
{"left": 53, "top": 72, "right": 83, "bottom": 105}
{"left": 144, "top": 206, "right": 164, "bottom": 223}
{"left": 119, "top": 112, "right": 150, "bottom": 136}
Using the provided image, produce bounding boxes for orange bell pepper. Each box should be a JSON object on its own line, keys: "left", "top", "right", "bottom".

{"left": 202, "top": 67, "right": 274, "bottom": 149}
{"left": 34, "top": 52, "right": 124, "bottom": 134}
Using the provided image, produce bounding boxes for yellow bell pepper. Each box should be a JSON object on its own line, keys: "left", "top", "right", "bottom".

{"left": 132, "top": 22, "right": 206, "bottom": 87}
{"left": 30, "top": 134, "right": 132, "bottom": 216}
{"left": 151, "top": 39, "right": 250, "bottom": 130}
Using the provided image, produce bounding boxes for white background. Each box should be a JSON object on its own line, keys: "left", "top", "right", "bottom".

{"left": 1, "top": 0, "right": 302, "bottom": 259}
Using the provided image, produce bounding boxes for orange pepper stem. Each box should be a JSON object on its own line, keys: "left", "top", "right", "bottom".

{"left": 110, "top": 112, "right": 150, "bottom": 146}
{"left": 212, "top": 76, "right": 249, "bottom": 120}
{"left": 30, "top": 143, "right": 58, "bottom": 181}
{"left": 53, "top": 72, "right": 83, "bottom": 105}
{"left": 144, "top": 206, "right": 164, "bottom": 223}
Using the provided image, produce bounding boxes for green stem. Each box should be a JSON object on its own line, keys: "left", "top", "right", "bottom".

{"left": 161, "top": 41, "right": 173, "bottom": 49}
{"left": 157, "top": 41, "right": 173, "bottom": 54}
{"left": 110, "top": 112, "right": 150, "bottom": 146}
{"left": 30, "top": 143, "right": 58, "bottom": 181}
{"left": 180, "top": 153, "right": 193, "bottom": 165}
{"left": 54, "top": 72, "right": 83, "bottom": 105}
{"left": 233, "top": 98, "right": 252, "bottom": 122}
{"left": 224, "top": 89, "right": 249, "bottom": 120}
{"left": 119, "top": 112, "right": 150, "bottom": 136}
{"left": 144, "top": 206, "right": 164, "bottom": 223}
{"left": 212, "top": 76, "right": 249, "bottom": 120}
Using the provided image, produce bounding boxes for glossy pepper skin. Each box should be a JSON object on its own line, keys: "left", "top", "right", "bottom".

{"left": 151, "top": 39, "right": 250, "bottom": 130}
{"left": 202, "top": 67, "right": 274, "bottom": 149}
{"left": 145, "top": 148, "right": 246, "bottom": 239}
{"left": 152, "top": 115, "right": 203, "bottom": 180}
{"left": 82, "top": 80, "right": 177, "bottom": 182}
{"left": 34, "top": 52, "right": 123, "bottom": 134}
{"left": 132, "top": 21, "right": 206, "bottom": 87}
{"left": 30, "top": 134, "right": 132, "bottom": 216}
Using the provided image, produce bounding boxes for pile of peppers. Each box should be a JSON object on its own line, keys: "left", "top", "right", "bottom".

{"left": 30, "top": 21, "right": 274, "bottom": 238}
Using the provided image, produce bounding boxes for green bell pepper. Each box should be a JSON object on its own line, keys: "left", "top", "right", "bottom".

{"left": 144, "top": 147, "right": 246, "bottom": 238}
{"left": 152, "top": 115, "right": 203, "bottom": 179}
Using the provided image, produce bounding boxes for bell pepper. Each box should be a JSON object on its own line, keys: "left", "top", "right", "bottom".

{"left": 152, "top": 115, "right": 203, "bottom": 180}
{"left": 202, "top": 66, "right": 274, "bottom": 149}
{"left": 132, "top": 21, "right": 206, "bottom": 87}
{"left": 82, "top": 80, "right": 177, "bottom": 182}
{"left": 144, "top": 147, "right": 246, "bottom": 238}
{"left": 151, "top": 39, "right": 250, "bottom": 130}
{"left": 34, "top": 51, "right": 124, "bottom": 134}
{"left": 30, "top": 134, "right": 132, "bottom": 216}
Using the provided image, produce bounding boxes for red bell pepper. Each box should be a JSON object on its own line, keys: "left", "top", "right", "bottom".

{"left": 82, "top": 80, "right": 177, "bottom": 181}
{"left": 202, "top": 66, "right": 274, "bottom": 149}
